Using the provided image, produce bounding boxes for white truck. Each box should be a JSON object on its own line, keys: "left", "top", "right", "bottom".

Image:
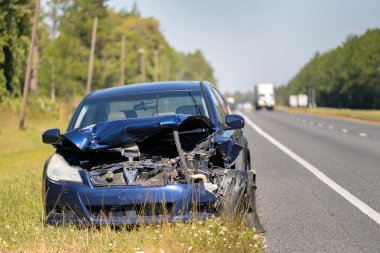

{"left": 297, "top": 94, "right": 308, "bottom": 107}
{"left": 254, "top": 83, "right": 275, "bottom": 110}
{"left": 289, "top": 95, "right": 298, "bottom": 107}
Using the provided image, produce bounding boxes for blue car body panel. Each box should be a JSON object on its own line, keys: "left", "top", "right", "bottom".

{"left": 44, "top": 173, "right": 217, "bottom": 225}
{"left": 62, "top": 114, "right": 214, "bottom": 152}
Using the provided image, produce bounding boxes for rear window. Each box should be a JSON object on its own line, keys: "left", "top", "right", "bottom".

{"left": 73, "top": 90, "right": 209, "bottom": 130}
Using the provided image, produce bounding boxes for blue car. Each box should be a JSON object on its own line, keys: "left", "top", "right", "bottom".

{"left": 42, "top": 81, "right": 263, "bottom": 230}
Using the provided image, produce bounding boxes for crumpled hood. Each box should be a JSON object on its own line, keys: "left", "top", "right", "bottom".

{"left": 60, "top": 114, "right": 215, "bottom": 151}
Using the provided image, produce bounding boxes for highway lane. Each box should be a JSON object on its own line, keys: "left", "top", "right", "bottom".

{"left": 240, "top": 109, "right": 380, "bottom": 252}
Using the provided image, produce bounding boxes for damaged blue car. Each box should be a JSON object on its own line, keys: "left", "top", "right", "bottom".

{"left": 42, "top": 81, "right": 263, "bottom": 230}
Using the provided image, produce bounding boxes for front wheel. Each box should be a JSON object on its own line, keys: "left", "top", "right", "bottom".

{"left": 217, "top": 170, "right": 265, "bottom": 232}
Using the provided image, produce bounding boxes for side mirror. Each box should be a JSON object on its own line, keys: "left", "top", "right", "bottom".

{"left": 225, "top": 114, "right": 245, "bottom": 129}
{"left": 42, "top": 128, "right": 61, "bottom": 145}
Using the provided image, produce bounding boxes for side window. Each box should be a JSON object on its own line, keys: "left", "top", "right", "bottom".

{"left": 209, "top": 88, "right": 227, "bottom": 125}
{"left": 212, "top": 88, "right": 231, "bottom": 114}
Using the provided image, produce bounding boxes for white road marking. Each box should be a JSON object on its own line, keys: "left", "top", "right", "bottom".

{"left": 318, "top": 123, "right": 323, "bottom": 127}
{"left": 239, "top": 111, "right": 380, "bottom": 226}
{"left": 328, "top": 125, "right": 334, "bottom": 130}
{"left": 302, "top": 119, "right": 306, "bottom": 123}
{"left": 309, "top": 121, "right": 314, "bottom": 125}
{"left": 341, "top": 129, "right": 348, "bottom": 133}
{"left": 359, "top": 133, "right": 368, "bottom": 137}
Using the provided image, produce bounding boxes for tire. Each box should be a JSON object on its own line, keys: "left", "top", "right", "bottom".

{"left": 218, "top": 170, "right": 247, "bottom": 216}
{"left": 218, "top": 169, "right": 265, "bottom": 232}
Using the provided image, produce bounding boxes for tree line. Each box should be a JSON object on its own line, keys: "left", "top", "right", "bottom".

{"left": 0, "top": 0, "right": 216, "bottom": 102}
{"left": 279, "top": 29, "right": 380, "bottom": 109}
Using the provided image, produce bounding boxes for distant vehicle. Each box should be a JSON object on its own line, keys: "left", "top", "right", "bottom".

{"left": 297, "top": 94, "right": 308, "bottom": 107}
{"left": 254, "top": 83, "right": 275, "bottom": 110}
{"left": 226, "top": 96, "right": 236, "bottom": 110}
{"left": 289, "top": 95, "right": 298, "bottom": 107}
{"left": 242, "top": 102, "right": 252, "bottom": 111}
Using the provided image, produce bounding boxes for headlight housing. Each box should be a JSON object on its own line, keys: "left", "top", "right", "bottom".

{"left": 46, "top": 154, "right": 83, "bottom": 183}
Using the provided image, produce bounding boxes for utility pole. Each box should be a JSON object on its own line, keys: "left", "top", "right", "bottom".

{"left": 19, "top": 0, "right": 40, "bottom": 129}
{"left": 307, "top": 86, "right": 316, "bottom": 108}
{"left": 154, "top": 50, "right": 159, "bottom": 82}
{"left": 312, "top": 88, "right": 316, "bottom": 108}
{"left": 138, "top": 48, "right": 145, "bottom": 83}
{"left": 30, "top": 35, "right": 39, "bottom": 96}
{"left": 86, "top": 17, "right": 98, "bottom": 93}
{"left": 120, "top": 35, "right": 126, "bottom": 84}
{"left": 50, "top": 8, "right": 57, "bottom": 101}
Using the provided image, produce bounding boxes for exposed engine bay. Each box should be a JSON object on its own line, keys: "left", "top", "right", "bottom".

{"left": 58, "top": 115, "right": 243, "bottom": 194}
{"left": 87, "top": 137, "right": 223, "bottom": 192}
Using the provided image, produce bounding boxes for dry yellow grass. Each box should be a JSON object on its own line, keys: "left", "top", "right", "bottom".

{"left": 0, "top": 98, "right": 264, "bottom": 252}
{"left": 276, "top": 105, "right": 380, "bottom": 124}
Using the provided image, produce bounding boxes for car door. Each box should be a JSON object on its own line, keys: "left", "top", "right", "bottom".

{"left": 209, "top": 87, "right": 245, "bottom": 170}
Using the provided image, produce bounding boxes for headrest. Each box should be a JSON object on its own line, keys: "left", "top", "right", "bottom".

{"left": 107, "top": 112, "right": 126, "bottom": 121}
{"left": 175, "top": 105, "right": 205, "bottom": 116}
{"left": 122, "top": 110, "right": 137, "bottom": 119}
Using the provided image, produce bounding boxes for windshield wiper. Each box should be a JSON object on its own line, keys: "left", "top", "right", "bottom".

{"left": 188, "top": 91, "right": 202, "bottom": 116}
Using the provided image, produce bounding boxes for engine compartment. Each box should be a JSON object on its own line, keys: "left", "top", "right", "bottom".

{"left": 68, "top": 131, "right": 226, "bottom": 195}
{"left": 56, "top": 115, "right": 243, "bottom": 193}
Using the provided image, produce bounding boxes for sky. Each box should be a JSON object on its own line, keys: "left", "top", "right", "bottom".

{"left": 109, "top": 1, "right": 379, "bottom": 92}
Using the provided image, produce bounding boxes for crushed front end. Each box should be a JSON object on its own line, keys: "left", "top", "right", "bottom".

{"left": 43, "top": 115, "right": 256, "bottom": 226}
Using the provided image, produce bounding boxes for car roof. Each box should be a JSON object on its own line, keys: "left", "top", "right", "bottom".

{"left": 87, "top": 81, "right": 209, "bottom": 99}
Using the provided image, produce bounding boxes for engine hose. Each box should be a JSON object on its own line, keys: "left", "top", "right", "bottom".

{"left": 190, "top": 174, "right": 208, "bottom": 183}
{"left": 173, "top": 129, "right": 191, "bottom": 184}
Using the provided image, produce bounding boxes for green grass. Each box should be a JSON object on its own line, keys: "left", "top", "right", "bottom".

{"left": 276, "top": 105, "right": 380, "bottom": 123}
{"left": 0, "top": 98, "right": 264, "bottom": 252}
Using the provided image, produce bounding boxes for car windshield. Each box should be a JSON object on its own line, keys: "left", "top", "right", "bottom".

{"left": 73, "top": 90, "right": 209, "bottom": 130}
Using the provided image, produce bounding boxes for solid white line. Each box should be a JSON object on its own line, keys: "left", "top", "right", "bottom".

{"left": 239, "top": 111, "right": 380, "bottom": 226}
{"left": 328, "top": 125, "right": 334, "bottom": 130}
{"left": 359, "top": 133, "right": 368, "bottom": 137}
{"left": 341, "top": 128, "right": 348, "bottom": 133}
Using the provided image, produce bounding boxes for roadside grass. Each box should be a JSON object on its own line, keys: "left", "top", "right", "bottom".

{"left": 276, "top": 105, "right": 380, "bottom": 123}
{"left": 0, "top": 98, "right": 264, "bottom": 252}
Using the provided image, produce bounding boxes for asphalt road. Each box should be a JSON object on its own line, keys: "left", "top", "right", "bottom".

{"left": 239, "top": 109, "right": 380, "bottom": 252}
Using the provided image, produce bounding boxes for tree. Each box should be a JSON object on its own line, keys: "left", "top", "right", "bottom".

{"left": 0, "top": 0, "right": 33, "bottom": 100}
{"left": 286, "top": 29, "right": 380, "bottom": 109}
{"left": 36, "top": 2, "right": 217, "bottom": 98}
{"left": 39, "top": 0, "right": 108, "bottom": 97}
